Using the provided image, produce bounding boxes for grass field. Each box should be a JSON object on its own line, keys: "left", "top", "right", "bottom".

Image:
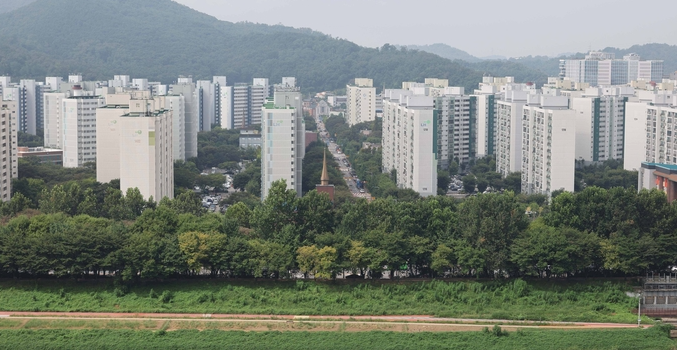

{"left": 0, "top": 327, "right": 673, "bottom": 350}
{"left": 0, "top": 278, "right": 646, "bottom": 323}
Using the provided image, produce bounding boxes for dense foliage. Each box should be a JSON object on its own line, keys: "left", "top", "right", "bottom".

{"left": 2, "top": 176, "right": 677, "bottom": 280}
{"left": 575, "top": 159, "right": 638, "bottom": 191}
{"left": 0, "top": 326, "right": 673, "bottom": 350}
{"left": 0, "top": 279, "right": 649, "bottom": 323}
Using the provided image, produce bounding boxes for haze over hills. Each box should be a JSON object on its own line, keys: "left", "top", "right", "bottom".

{"left": 0, "top": 0, "right": 675, "bottom": 93}
{"left": 401, "top": 44, "right": 482, "bottom": 63}
{"left": 0, "top": 0, "right": 490, "bottom": 92}
{"left": 0, "top": 0, "right": 35, "bottom": 14}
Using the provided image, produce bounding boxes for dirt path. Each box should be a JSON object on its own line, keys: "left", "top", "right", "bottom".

{"left": 0, "top": 312, "right": 648, "bottom": 332}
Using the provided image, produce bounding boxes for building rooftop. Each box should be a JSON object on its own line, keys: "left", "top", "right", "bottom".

{"left": 122, "top": 109, "right": 169, "bottom": 117}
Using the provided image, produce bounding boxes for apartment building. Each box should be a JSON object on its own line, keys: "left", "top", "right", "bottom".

{"left": 571, "top": 87, "right": 632, "bottom": 163}
{"left": 624, "top": 92, "right": 677, "bottom": 171}
{"left": 495, "top": 90, "right": 529, "bottom": 177}
{"left": 119, "top": 109, "right": 174, "bottom": 201}
{"left": 381, "top": 89, "right": 437, "bottom": 197}
{"left": 346, "top": 78, "right": 376, "bottom": 126}
{"left": 431, "top": 87, "right": 475, "bottom": 168}
{"left": 0, "top": 101, "right": 18, "bottom": 202}
{"left": 62, "top": 91, "right": 105, "bottom": 168}
{"left": 43, "top": 92, "right": 67, "bottom": 149}
{"left": 220, "top": 78, "right": 269, "bottom": 129}
{"left": 260, "top": 99, "right": 303, "bottom": 199}
{"left": 521, "top": 95, "right": 576, "bottom": 196}
{"left": 169, "top": 76, "right": 198, "bottom": 158}
{"left": 560, "top": 51, "right": 663, "bottom": 86}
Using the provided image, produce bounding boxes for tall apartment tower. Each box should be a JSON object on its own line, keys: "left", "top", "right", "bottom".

{"left": 521, "top": 95, "right": 576, "bottom": 196}
{"left": 220, "top": 78, "right": 269, "bottom": 130}
{"left": 431, "top": 87, "right": 475, "bottom": 168}
{"left": 169, "top": 77, "right": 198, "bottom": 158}
{"left": 382, "top": 89, "right": 437, "bottom": 197}
{"left": 623, "top": 93, "right": 677, "bottom": 171}
{"left": 62, "top": 90, "right": 105, "bottom": 168}
{"left": 560, "top": 52, "right": 663, "bottom": 86}
{"left": 43, "top": 92, "right": 67, "bottom": 149}
{"left": 260, "top": 99, "right": 303, "bottom": 199}
{"left": 571, "top": 87, "right": 632, "bottom": 163}
{"left": 273, "top": 83, "right": 305, "bottom": 188}
{"left": 495, "top": 90, "right": 529, "bottom": 176}
{"left": 119, "top": 109, "right": 173, "bottom": 201}
{"left": 0, "top": 101, "right": 18, "bottom": 201}
{"left": 346, "top": 78, "right": 376, "bottom": 126}
{"left": 156, "top": 95, "right": 186, "bottom": 161}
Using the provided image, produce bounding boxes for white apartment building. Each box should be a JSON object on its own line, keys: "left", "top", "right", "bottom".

{"left": 220, "top": 78, "right": 269, "bottom": 129}
{"left": 346, "top": 78, "right": 376, "bottom": 126}
{"left": 382, "top": 89, "right": 437, "bottom": 197}
{"left": 169, "top": 77, "right": 198, "bottom": 158}
{"left": 623, "top": 92, "right": 677, "bottom": 171}
{"left": 0, "top": 100, "right": 18, "bottom": 202}
{"left": 156, "top": 95, "right": 186, "bottom": 161}
{"left": 571, "top": 87, "right": 632, "bottom": 163}
{"left": 431, "top": 87, "right": 475, "bottom": 168}
{"left": 62, "top": 92, "right": 105, "bottom": 168}
{"left": 119, "top": 110, "right": 174, "bottom": 201}
{"left": 495, "top": 90, "right": 529, "bottom": 177}
{"left": 43, "top": 92, "right": 67, "bottom": 149}
{"left": 273, "top": 87, "right": 305, "bottom": 186}
{"left": 260, "top": 100, "right": 303, "bottom": 199}
{"left": 560, "top": 52, "right": 663, "bottom": 86}
{"left": 521, "top": 96, "right": 576, "bottom": 196}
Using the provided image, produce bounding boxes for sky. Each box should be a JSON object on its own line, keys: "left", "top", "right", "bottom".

{"left": 173, "top": 0, "right": 677, "bottom": 58}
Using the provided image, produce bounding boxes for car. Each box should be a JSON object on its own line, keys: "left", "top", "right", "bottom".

{"left": 359, "top": 189, "right": 365, "bottom": 193}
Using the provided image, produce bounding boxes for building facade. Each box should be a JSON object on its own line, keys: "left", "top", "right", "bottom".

{"left": 521, "top": 97, "right": 576, "bottom": 196}
{"left": 62, "top": 93, "right": 105, "bottom": 168}
{"left": 381, "top": 89, "right": 437, "bottom": 197}
{"left": 0, "top": 101, "right": 18, "bottom": 202}
{"left": 119, "top": 110, "right": 174, "bottom": 201}
{"left": 346, "top": 78, "right": 376, "bottom": 126}
{"left": 260, "top": 100, "right": 303, "bottom": 199}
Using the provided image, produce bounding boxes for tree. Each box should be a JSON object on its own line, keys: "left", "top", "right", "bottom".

{"left": 457, "top": 192, "right": 529, "bottom": 276}
{"left": 77, "top": 188, "right": 99, "bottom": 217}
{"left": 225, "top": 202, "right": 252, "bottom": 228}
{"left": 125, "top": 187, "right": 145, "bottom": 218}
{"left": 476, "top": 177, "right": 488, "bottom": 193}
{"left": 171, "top": 191, "right": 206, "bottom": 216}
{"left": 178, "top": 231, "right": 228, "bottom": 275}
{"left": 503, "top": 172, "right": 521, "bottom": 193}
{"left": 102, "top": 188, "right": 130, "bottom": 221}
{"left": 462, "top": 175, "right": 476, "bottom": 193}
{"left": 430, "top": 244, "right": 454, "bottom": 276}
{"left": 437, "top": 171, "right": 451, "bottom": 195}
{"left": 38, "top": 185, "right": 69, "bottom": 214}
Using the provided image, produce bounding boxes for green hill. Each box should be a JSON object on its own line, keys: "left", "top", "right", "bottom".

{"left": 0, "top": 0, "right": 485, "bottom": 92}
{"left": 0, "top": 0, "right": 35, "bottom": 14}
{"left": 402, "top": 43, "right": 482, "bottom": 62}
{"left": 602, "top": 43, "right": 677, "bottom": 74}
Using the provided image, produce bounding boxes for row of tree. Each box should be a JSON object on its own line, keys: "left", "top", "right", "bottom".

{"left": 1, "top": 180, "right": 675, "bottom": 280}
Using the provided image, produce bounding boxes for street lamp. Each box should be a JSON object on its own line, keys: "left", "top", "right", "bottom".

{"left": 637, "top": 292, "right": 642, "bottom": 327}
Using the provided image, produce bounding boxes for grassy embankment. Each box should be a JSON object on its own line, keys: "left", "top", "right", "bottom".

{"left": 0, "top": 278, "right": 649, "bottom": 323}
{"left": 0, "top": 327, "right": 673, "bottom": 350}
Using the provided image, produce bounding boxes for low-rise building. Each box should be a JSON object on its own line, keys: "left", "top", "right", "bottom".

{"left": 17, "top": 147, "right": 62, "bottom": 165}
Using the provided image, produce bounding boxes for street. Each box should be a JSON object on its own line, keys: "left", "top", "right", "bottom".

{"left": 316, "top": 117, "right": 372, "bottom": 200}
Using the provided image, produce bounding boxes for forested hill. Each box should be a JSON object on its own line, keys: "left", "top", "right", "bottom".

{"left": 0, "top": 0, "right": 485, "bottom": 92}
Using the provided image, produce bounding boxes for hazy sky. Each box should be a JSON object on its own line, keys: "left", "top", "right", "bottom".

{"left": 173, "top": 0, "right": 677, "bottom": 58}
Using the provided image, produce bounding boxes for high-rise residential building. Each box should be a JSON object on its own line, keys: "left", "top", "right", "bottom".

{"left": 0, "top": 100, "right": 18, "bottom": 201}
{"left": 623, "top": 92, "right": 677, "bottom": 171}
{"left": 346, "top": 78, "right": 376, "bottom": 126}
{"left": 382, "top": 89, "right": 437, "bottom": 197}
{"left": 571, "top": 87, "right": 633, "bottom": 163}
{"left": 560, "top": 52, "right": 663, "bottom": 86}
{"left": 473, "top": 77, "right": 538, "bottom": 159}
{"left": 260, "top": 98, "right": 304, "bottom": 199}
{"left": 495, "top": 90, "right": 529, "bottom": 177}
{"left": 169, "top": 77, "right": 198, "bottom": 158}
{"left": 521, "top": 96, "right": 576, "bottom": 196}
{"left": 273, "top": 83, "right": 305, "bottom": 188}
{"left": 221, "top": 78, "right": 278, "bottom": 130}
{"left": 431, "top": 87, "right": 475, "bottom": 168}
{"left": 119, "top": 109, "right": 173, "bottom": 201}
{"left": 156, "top": 95, "right": 186, "bottom": 161}
{"left": 43, "top": 92, "right": 68, "bottom": 149}
{"left": 62, "top": 90, "right": 105, "bottom": 168}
